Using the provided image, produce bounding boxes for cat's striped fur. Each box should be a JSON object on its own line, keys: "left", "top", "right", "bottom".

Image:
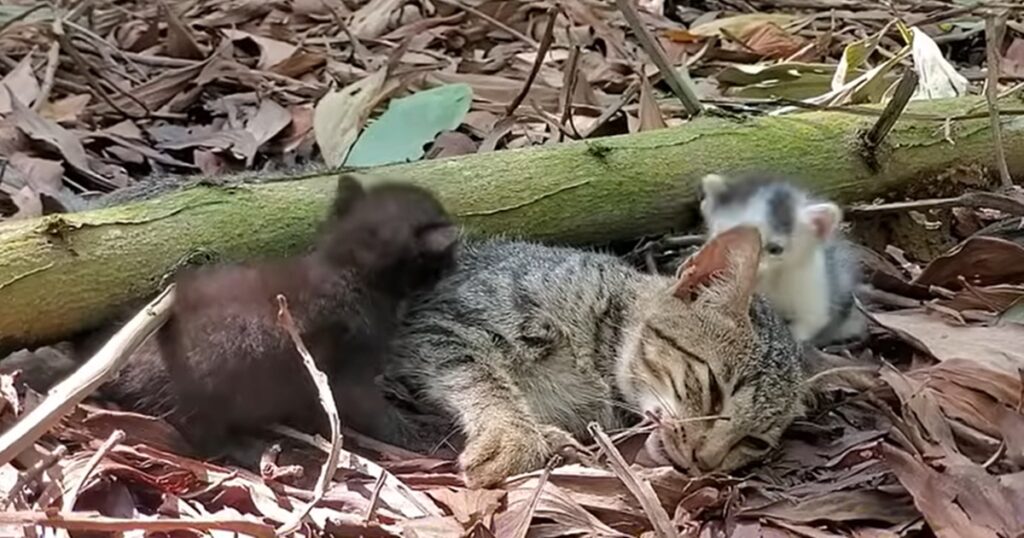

{"left": 378, "top": 227, "right": 806, "bottom": 488}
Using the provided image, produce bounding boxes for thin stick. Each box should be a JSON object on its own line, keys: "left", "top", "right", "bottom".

{"left": 0, "top": 287, "right": 175, "bottom": 467}
{"left": 587, "top": 422, "right": 675, "bottom": 538}
{"left": 34, "top": 41, "right": 60, "bottom": 112}
{"left": 505, "top": 7, "right": 557, "bottom": 117}
{"left": 845, "top": 190, "right": 1024, "bottom": 217}
{"left": 614, "top": 0, "right": 702, "bottom": 117}
{"left": 581, "top": 79, "right": 640, "bottom": 139}
{"left": 434, "top": 0, "right": 538, "bottom": 49}
{"left": 274, "top": 294, "right": 342, "bottom": 535}
{"left": 558, "top": 44, "right": 582, "bottom": 140}
{"left": 864, "top": 70, "right": 918, "bottom": 150}
{"left": 362, "top": 474, "right": 386, "bottom": 522}
{"left": 61, "top": 430, "right": 125, "bottom": 512}
{"left": 985, "top": 10, "right": 1013, "bottom": 189}
{"left": 0, "top": 446, "right": 67, "bottom": 510}
{"left": 507, "top": 456, "right": 558, "bottom": 538}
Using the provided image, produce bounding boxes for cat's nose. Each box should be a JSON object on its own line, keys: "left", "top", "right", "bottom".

{"left": 693, "top": 446, "right": 725, "bottom": 472}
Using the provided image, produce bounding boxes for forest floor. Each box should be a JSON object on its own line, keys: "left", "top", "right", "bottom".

{"left": 2, "top": 0, "right": 1024, "bottom": 536}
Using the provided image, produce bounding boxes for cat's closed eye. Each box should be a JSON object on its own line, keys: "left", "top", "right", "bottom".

{"left": 707, "top": 372, "right": 723, "bottom": 414}
{"left": 739, "top": 435, "right": 772, "bottom": 454}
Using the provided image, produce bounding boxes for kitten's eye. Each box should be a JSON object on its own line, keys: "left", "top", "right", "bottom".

{"left": 740, "top": 435, "right": 772, "bottom": 453}
{"left": 765, "top": 242, "right": 784, "bottom": 256}
{"left": 707, "top": 375, "right": 723, "bottom": 414}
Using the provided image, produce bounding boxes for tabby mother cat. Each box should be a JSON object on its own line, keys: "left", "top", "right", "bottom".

{"left": 379, "top": 226, "right": 809, "bottom": 488}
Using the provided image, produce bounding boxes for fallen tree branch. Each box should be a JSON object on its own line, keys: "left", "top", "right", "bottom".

{"left": 0, "top": 287, "right": 174, "bottom": 466}
{"left": 2, "top": 96, "right": 1024, "bottom": 349}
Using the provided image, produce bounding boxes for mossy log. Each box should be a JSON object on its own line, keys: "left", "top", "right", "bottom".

{"left": 3, "top": 96, "right": 1024, "bottom": 350}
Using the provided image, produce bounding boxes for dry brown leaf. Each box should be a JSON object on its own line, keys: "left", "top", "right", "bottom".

{"left": 914, "top": 236, "right": 1024, "bottom": 289}
{"left": 874, "top": 309, "right": 1024, "bottom": 375}
{"left": 39, "top": 94, "right": 92, "bottom": 124}
{"left": 741, "top": 490, "right": 916, "bottom": 525}
{"left": 0, "top": 56, "right": 40, "bottom": 114}
{"left": 224, "top": 30, "right": 298, "bottom": 71}
{"left": 637, "top": 75, "right": 667, "bottom": 132}
{"left": 6, "top": 153, "right": 63, "bottom": 194}
{"left": 495, "top": 479, "right": 628, "bottom": 537}
{"left": 688, "top": 13, "right": 799, "bottom": 38}
{"left": 740, "top": 22, "right": 808, "bottom": 59}
{"left": 350, "top": 0, "right": 403, "bottom": 40}
{"left": 8, "top": 185, "right": 42, "bottom": 220}
{"left": 7, "top": 88, "right": 99, "bottom": 183}
{"left": 426, "top": 487, "right": 505, "bottom": 527}
{"left": 426, "top": 131, "right": 478, "bottom": 159}
{"left": 245, "top": 99, "right": 292, "bottom": 154}
{"left": 1004, "top": 38, "right": 1024, "bottom": 78}
{"left": 159, "top": 0, "right": 204, "bottom": 60}
{"left": 313, "top": 68, "right": 388, "bottom": 167}
{"left": 270, "top": 51, "right": 326, "bottom": 78}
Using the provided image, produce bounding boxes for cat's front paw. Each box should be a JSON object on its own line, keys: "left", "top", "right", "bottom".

{"left": 460, "top": 424, "right": 555, "bottom": 489}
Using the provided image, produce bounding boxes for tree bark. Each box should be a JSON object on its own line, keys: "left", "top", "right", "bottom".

{"left": 2, "top": 96, "right": 1023, "bottom": 349}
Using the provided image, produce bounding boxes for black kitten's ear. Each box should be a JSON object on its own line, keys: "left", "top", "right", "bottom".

{"left": 418, "top": 224, "right": 459, "bottom": 256}
{"left": 330, "top": 174, "right": 366, "bottom": 218}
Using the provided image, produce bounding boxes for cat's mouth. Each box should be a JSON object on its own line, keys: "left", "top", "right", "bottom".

{"left": 644, "top": 430, "right": 691, "bottom": 474}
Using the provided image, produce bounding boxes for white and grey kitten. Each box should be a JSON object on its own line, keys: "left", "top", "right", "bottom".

{"left": 699, "top": 173, "right": 865, "bottom": 346}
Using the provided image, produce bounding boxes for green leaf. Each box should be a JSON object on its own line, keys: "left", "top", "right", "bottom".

{"left": 345, "top": 84, "right": 473, "bottom": 168}
{"left": 999, "top": 299, "right": 1024, "bottom": 325}
{"left": 0, "top": 5, "right": 51, "bottom": 24}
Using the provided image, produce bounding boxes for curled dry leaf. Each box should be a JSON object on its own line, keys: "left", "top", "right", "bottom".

{"left": 914, "top": 236, "right": 1024, "bottom": 289}
{"left": 909, "top": 26, "right": 968, "bottom": 100}
{"left": 688, "top": 13, "right": 799, "bottom": 38}
{"left": 0, "top": 56, "right": 39, "bottom": 114}
{"left": 874, "top": 309, "right": 1024, "bottom": 375}
{"left": 223, "top": 30, "right": 298, "bottom": 71}
{"left": 313, "top": 69, "right": 389, "bottom": 167}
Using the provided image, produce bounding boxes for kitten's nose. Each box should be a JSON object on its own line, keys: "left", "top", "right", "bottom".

{"left": 693, "top": 446, "right": 725, "bottom": 472}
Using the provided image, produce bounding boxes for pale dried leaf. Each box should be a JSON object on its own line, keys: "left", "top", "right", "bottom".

{"left": 313, "top": 69, "right": 388, "bottom": 167}
{"left": 909, "top": 27, "right": 968, "bottom": 100}
{"left": 0, "top": 56, "right": 40, "bottom": 114}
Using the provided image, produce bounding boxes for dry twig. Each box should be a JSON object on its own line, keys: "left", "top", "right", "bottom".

{"left": 274, "top": 294, "right": 343, "bottom": 535}
{"left": 614, "top": 0, "right": 702, "bottom": 116}
{"left": 0, "top": 287, "right": 174, "bottom": 467}
{"left": 588, "top": 422, "right": 675, "bottom": 538}
{"left": 61, "top": 430, "right": 125, "bottom": 513}
{"left": 985, "top": 10, "right": 1013, "bottom": 189}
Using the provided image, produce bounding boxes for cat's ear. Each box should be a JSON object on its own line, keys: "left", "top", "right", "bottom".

{"left": 800, "top": 202, "right": 841, "bottom": 240}
{"left": 700, "top": 174, "right": 729, "bottom": 200}
{"left": 330, "top": 174, "right": 367, "bottom": 219}
{"left": 418, "top": 224, "right": 459, "bottom": 256}
{"left": 671, "top": 225, "right": 762, "bottom": 314}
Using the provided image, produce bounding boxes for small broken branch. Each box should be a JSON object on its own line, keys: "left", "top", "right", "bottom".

{"left": 588, "top": 422, "right": 675, "bottom": 538}
{"left": 614, "top": 0, "right": 702, "bottom": 117}
{"left": 864, "top": 70, "right": 918, "bottom": 152}
{"left": 274, "top": 294, "right": 342, "bottom": 535}
{"left": 845, "top": 190, "right": 1024, "bottom": 217}
{"left": 62, "top": 430, "right": 125, "bottom": 513}
{"left": 505, "top": 7, "right": 557, "bottom": 117}
{"left": 0, "top": 286, "right": 174, "bottom": 467}
{"left": 985, "top": 10, "right": 1013, "bottom": 189}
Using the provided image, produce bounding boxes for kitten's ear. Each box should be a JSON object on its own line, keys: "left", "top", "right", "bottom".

{"left": 801, "top": 203, "right": 841, "bottom": 240}
{"left": 418, "top": 224, "right": 459, "bottom": 256}
{"left": 330, "top": 174, "right": 367, "bottom": 218}
{"left": 671, "top": 225, "right": 762, "bottom": 314}
{"left": 700, "top": 174, "right": 729, "bottom": 200}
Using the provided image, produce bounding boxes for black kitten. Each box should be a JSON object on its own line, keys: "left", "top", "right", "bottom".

{"left": 97, "top": 174, "right": 457, "bottom": 452}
